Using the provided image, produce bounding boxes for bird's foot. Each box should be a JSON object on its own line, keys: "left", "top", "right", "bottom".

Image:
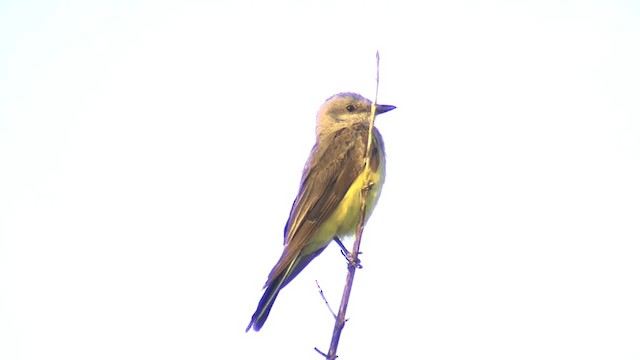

{"left": 334, "top": 237, "right": 363, "bottom": 269}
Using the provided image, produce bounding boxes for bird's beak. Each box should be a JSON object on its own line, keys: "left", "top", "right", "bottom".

{"left": 375, "top": 104, "right": 396, "bottom": 115}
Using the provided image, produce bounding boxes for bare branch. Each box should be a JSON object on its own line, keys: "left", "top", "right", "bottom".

{"left": 324, "top": 51, "right": 381, "bottom": 360}
{"left": 316, "top": 280, "right": 337, "bottom": 319}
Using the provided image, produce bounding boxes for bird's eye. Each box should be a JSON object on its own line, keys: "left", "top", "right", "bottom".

{"left": 346, "top": 105, "right": 355, "bottom": 112}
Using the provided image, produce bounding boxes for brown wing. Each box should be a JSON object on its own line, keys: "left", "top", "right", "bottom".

{"left": 266, "top": 127, "right": 368, "bottom": 281}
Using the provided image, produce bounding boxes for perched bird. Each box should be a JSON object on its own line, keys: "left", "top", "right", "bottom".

{"left": 246, "top": 92, "right": 395, "bottom": 332}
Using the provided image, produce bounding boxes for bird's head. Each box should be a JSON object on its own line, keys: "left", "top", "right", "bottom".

{"left": 315, "top": 92, "right": 395, "bottom": 137}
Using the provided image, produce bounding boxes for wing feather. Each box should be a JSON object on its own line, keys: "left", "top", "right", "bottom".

{"left": 266, "top": 127, "right": 367, "bottom": 282}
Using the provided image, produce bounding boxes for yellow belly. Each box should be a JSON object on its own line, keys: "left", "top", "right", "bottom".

{"left": 301, "top": 161, "right": 385, "bottom": 256}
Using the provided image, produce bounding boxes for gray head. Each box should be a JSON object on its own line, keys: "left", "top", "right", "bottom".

{"left": 315, "top": 92, "right": 395, "bottom": 137}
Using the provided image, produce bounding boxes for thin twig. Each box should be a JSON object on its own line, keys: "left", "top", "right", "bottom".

{"left": 324, "top": 51, "right": 381, "bottom": 360}
{"left": 316, "top": 280, "right": 337, "bottom": 319}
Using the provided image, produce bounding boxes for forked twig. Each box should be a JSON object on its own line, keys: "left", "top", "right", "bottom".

{"left": 316, "top": 280, "right": 337, "bottom": 319}
{"left": 323, "top": 51, "right": 381, "bottom": 360}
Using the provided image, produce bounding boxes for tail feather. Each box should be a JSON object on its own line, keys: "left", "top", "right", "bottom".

{"left": 246, "top": 246, "right": 328, "bottom": 332}
{"left": 246, "top": 267, "right": 289, "bottom": 332}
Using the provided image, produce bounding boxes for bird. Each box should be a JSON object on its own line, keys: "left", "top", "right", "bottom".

{"left": 246, "top": 92, "right": 395, "bottom": 332}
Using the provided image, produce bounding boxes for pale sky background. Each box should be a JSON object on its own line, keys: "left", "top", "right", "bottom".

{"left": 1, "top": 1, "right": 639, "bottom": 359}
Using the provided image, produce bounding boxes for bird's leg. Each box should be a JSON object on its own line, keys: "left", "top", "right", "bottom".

{"left": 333, "top": 236, "right": 362, "bottom": 268}
{"left": 334, "top": 236, "right": 350, "bottom": 259}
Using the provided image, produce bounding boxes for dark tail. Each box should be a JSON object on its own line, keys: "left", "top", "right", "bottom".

{"left": 246, "top": 267, "right": 289, "bottom": 332}
{"left": 246, "top": 246, "right": 328, "bottom": 332}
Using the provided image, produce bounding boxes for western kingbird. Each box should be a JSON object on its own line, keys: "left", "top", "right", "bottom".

{"left": 246, "top": 92, "right": 395, "bottom": 332}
